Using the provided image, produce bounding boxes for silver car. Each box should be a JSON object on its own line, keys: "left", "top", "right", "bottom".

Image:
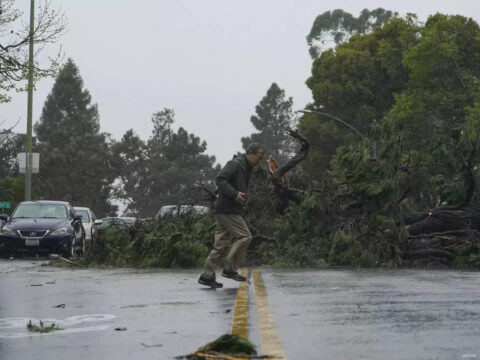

{"left": 73, "top": 207, "right": 102, "bottom": 249}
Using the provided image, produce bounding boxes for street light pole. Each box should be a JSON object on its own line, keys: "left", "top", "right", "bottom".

{"left": 25, "top": 0, "right": 35, "bottom": 201}
{"left": 296, "top": 109, "right": 365, "bottom": 139}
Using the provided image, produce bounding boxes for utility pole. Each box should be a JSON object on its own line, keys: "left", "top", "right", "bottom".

{"left": 25, "top": 0, "right": 35, "bottom": 201}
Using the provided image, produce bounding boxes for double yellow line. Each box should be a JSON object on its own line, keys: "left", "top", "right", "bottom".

{"left": 230, "top": 268, "right": 287, "bottom": 360}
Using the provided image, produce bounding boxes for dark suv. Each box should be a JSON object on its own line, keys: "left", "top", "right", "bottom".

{"left": 0, "top": 200, "right": 85, "bottom": 258}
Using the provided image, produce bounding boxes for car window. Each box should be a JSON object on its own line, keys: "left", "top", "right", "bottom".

{"left": 12, "top": 204, "right": 68, "bottom": 219}
{"left": 76, "top": 209, "right": 90, "bottom": 223}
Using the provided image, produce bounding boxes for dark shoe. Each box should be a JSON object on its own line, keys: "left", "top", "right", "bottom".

{"left": 222, "top": 269, "right": 247, "bottom": 282}
{"left": 198, "top": 276, "right": 223, "bottom": 288}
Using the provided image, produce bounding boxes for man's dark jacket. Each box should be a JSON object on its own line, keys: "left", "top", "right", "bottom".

{"left": 214, "top": 154, "right": 252, "bottom": 215}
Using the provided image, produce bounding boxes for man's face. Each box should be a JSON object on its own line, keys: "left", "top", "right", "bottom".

{"left": 247, "top": 150, "right": 265, "bottom": 167}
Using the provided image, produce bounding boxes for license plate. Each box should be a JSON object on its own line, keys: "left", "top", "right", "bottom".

{"left": 25, "top": 239, "right": 40, "bottom": 246}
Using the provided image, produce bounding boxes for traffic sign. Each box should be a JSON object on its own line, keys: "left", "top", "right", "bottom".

{"left": 0, "top": 202, "right": 11, "bottom": 209}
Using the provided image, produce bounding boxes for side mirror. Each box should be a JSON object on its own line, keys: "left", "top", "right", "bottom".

{"left": 73, "top": 215, "right": 82, "bottom": 222}
{"left": 0, "top": 214, "right": 9, "bottom": 222}
{"left": 94, "top": 220, "right": 103, "bottom": 225}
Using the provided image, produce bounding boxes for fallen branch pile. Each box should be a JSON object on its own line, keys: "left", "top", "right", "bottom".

{"left": 404, "top": 210, "right": 480, "bottom": 264}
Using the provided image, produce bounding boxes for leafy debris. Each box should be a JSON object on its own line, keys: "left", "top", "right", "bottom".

{"left": 27, "top": 320, "right": 63, "bottom": 333}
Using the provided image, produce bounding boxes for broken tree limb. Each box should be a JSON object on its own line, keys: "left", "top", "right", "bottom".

{"left": 407, "top": 210, "right": 469, "bottom": 236}
{"left": 408, "top": 229, "right": 480, "bottom": 240}
{"left": 269, "top": 127, "right": 310, "bottom": 191}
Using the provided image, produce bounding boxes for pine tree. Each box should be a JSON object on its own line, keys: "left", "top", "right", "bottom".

{"left": 33, "top": 59, "right": 117, "bottom": 216}
{"left": 241, "top": 83, "right": 294, "bottom": 165}
{"left": 113, "top": 109, "right": 219, "bottom": 217}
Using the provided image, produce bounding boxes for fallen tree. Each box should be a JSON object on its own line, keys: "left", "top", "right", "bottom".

{"left": 404, "top": 210, "right": 480, "bottom": 265}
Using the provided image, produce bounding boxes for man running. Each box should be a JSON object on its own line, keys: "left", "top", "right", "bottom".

{"left": 198, "top": 143, "right": 265, "bottom": 288}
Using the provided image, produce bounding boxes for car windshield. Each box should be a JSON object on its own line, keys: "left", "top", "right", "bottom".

{"left": 12, "top": 203, "right": 67, "bottom": 219}
{"left": 76, "top": 209, "right": 90, "bottom": 223}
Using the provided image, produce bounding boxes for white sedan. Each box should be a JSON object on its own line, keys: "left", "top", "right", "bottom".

{"left": 73, "top": 207, "right": 102, "bottom": 247}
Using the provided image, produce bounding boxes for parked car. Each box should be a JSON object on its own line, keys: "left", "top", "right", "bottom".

{"left": 0, "top": 200, "right": 85, "bottom": 258}
{"left": 98, "top": 217, "right": 136, "bottom": 229}
{"left": 74, "top": 207, "right": 102, "bottom": 248}
{"left": 156, "top": 205, "right": 210, "bottom": 218}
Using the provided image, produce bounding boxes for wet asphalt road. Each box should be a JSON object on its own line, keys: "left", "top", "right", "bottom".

{"left": 1, "top": 260, "right": 480, "bottom": 360}
{"left": 264, "top": 270, "right": 480, "bottom": 360}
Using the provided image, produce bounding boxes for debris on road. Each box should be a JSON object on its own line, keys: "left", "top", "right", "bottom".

{"left": 30, "top": 284, "right": 43, "bottom": 286}
{"left": 53, "top": 304, "right": 66, "bottom": 308}
{"left": 115, "top": 327, "right": 127, "bottom": 331}
{"left": 47, "top": 257, "right": 82, "bottom": 267}
{"left": 58, "top": 257, "right": 81, "bottom": 266}
{"left": 27, "top": 320, "right": 63, "bottom": 333}
{"left": 141, "top": 343, "right": 163, "bottom": 348}
{"left": 178, "top": 334, "right": 258, "bottom": 360}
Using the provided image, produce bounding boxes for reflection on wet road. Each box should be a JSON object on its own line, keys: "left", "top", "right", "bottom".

{"left": 263, "top": 269, "right": 480, "bottom": 360}
{"left": 1, "top": 260, "right": 479, "bottom": 359}
{"left": 0, "top": 260, "right": 235, "bottom": 359}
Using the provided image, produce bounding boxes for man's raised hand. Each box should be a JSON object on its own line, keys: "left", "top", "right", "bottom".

{"left": 235, "top": 192, "right": 245, "bottom": 203}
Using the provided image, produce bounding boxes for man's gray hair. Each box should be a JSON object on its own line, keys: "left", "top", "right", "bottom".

{"left": 246, "top": 143, "right": 265, "bottom": 155}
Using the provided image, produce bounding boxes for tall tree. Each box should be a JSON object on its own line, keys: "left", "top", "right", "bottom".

{"left": 113, "top": 109, "right": 219, "bottom": 217}
{"left": 329, "top": 13, "right": 480, "bottom": 213}
{"left": 111, "top": 129, "right": 150, "bottom": 214}
{"left": 0, "top": 133, "right": 24, "bottom": 179}
{"left": 307, "top": 8, "right": 398, "bottom": 58}
{"left": 241, "top": 83, "right": 294, "bottom": 165}
{"left": 301, "top": 16, "right": 417, "bottom": 177}
{"left": 33, "top": 59, "right": 117, "bottom": 217}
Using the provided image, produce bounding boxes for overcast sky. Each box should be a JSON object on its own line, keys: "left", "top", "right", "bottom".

{"left": 2, "top": 0, "right": 479, "bottom": 165}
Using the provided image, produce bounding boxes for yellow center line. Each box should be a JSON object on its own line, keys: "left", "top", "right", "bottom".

{"left": 252, "top": 269, "right": 287, "bottom": 360}
{"left": 230, "top": 268, "right": 249, "bottom": 339}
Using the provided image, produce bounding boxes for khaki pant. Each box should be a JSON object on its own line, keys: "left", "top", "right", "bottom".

{"left": 202, "top": 214, "right": 252, "bottom": 279}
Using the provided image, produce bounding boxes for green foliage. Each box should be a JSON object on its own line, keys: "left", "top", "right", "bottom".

{"left": 33, "top": 59, "right": 117, "bottom": 217}
{"left": 307, "top": 8, "right": 399, "bottom": 58}
{"left": 0, "top": 177, "right": 35, "bottom": 215}
{"left": 195, "top": 334, "right": 257, "bottom": 357}
{"left": 241, "top": 83, "right": 295, "bottom": 164}
{"left": 112, "top": 109, "right": 219, "bottom": 217}
{"left": 82, "top": 214, "right": 215, "bottom": 268}
{"left": 301, "top": 13, "right": 480, "bottom": 268}
{"left": 302, "top": 16, "right": 417, "bottom": 176}
{"left": 27, "top": 320, "right": 63, "bottom": 333}
{"left": 0, "top": 133, "right": 24, "bottom": 179}
{"left": 251, "top": 193, "right": 332, "bottom": 267}
{"left": 328, "top": 231, "right": 375, "bottom": 267}
{"left": 454, "top": 253, "right": 480, "bottom": 269}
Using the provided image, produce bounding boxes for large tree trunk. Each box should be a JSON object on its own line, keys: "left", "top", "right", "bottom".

{"left": 404, "top": 209, "right": 480, "bottom": 264}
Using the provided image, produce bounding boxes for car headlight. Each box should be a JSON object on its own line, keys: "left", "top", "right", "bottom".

{"left": 50, "top": 227, "right": 68, "bottom": 235}
{"left": 0, "top": 226, "right": 16, "bottom": 235}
